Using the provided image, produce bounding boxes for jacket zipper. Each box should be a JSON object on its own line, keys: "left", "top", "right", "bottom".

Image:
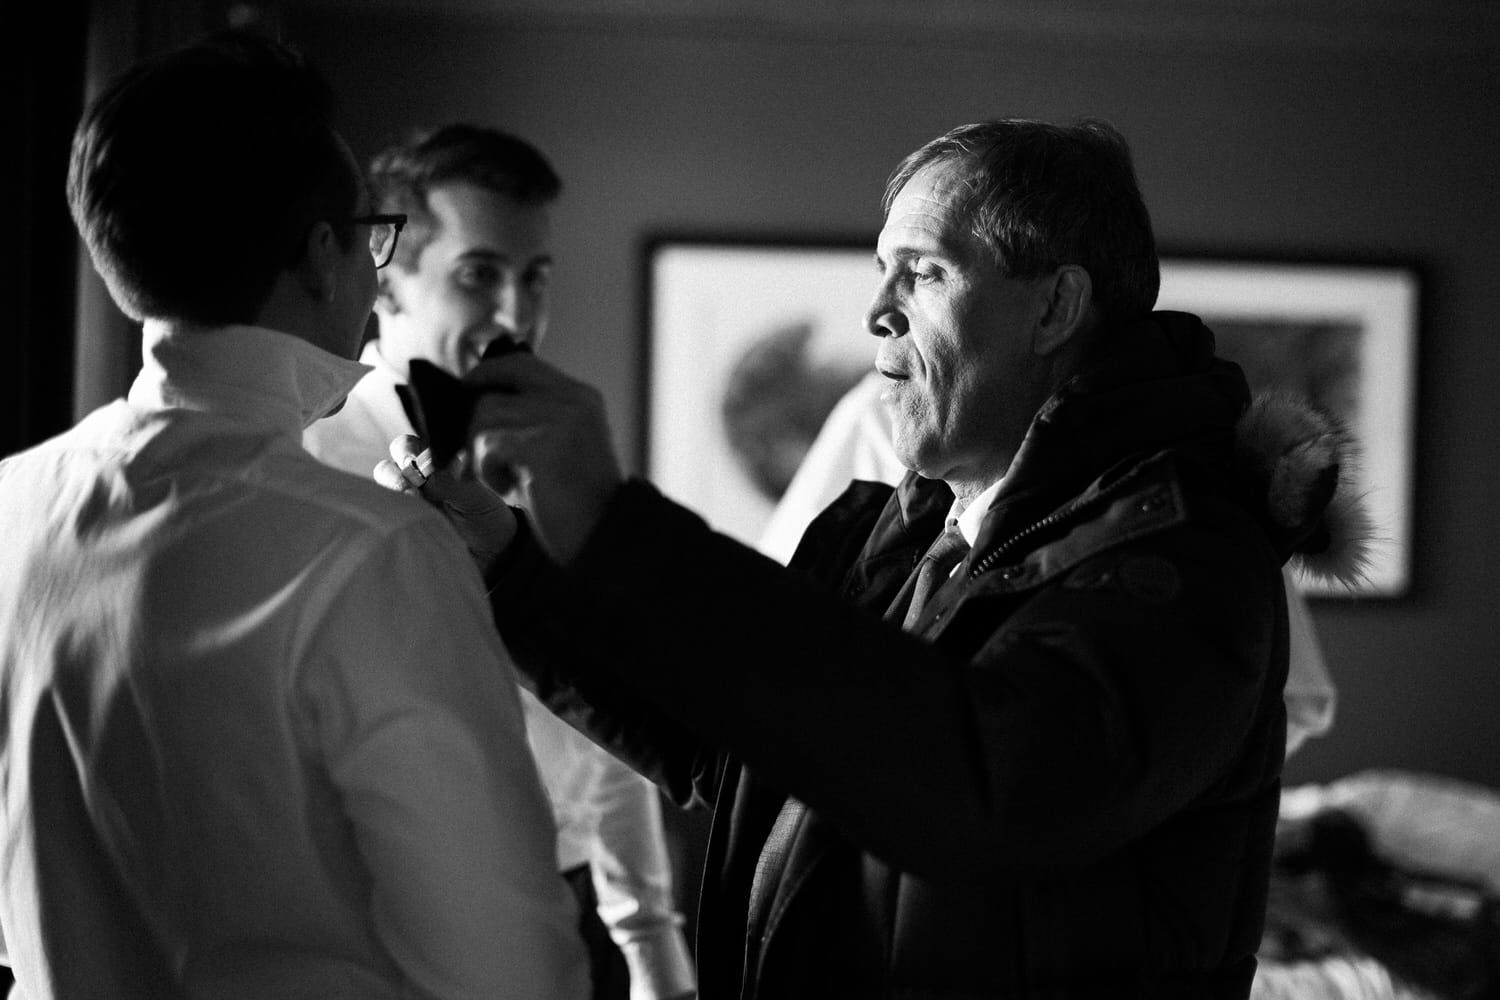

{"left": 968, "top": 467, "right": 1151, "bottom": 579}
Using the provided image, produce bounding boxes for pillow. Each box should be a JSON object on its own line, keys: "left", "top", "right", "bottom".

{"left": 1280, "top": 770, "right": 1500, "bottom": 893}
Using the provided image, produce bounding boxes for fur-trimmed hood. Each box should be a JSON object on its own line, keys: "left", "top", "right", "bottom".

{"left": 1234, "top": 392, "right": 1371, "bottom": 589}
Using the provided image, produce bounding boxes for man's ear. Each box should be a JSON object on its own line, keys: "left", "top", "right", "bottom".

{"left": 295, "top": 221, "right": 340, "bottom": 304}
{"left": 1032, "top": 265, "right": 1094, "bottom": 356}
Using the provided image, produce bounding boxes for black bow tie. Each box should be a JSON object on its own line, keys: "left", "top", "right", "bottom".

{"left": 394, "top": 337, "right": 530, "bottom": 468}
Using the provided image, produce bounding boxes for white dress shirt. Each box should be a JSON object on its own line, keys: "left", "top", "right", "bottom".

{"left": 306, "top": 340, "right": 696, "bottom": 1000}
{"left": 758, "top": 370, "right": 1336, "bottom": 755}
{"left": 0, "top": 322, "right": 587, "bottom": 999}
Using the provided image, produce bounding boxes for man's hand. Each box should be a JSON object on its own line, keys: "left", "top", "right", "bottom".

{"left": 462, "top": 352, "right": 624, "bottom": 564}
{"left": 375, "top": 435, "right": 518, "bottom": 581}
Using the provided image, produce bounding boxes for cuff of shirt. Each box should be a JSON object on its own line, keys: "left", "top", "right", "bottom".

{"left": 619, "top": 930, "right": 697, "bottom": 1000}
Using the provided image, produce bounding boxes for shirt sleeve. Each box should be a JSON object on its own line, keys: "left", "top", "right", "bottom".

{"left": 585, "top": 758, "right": 696, "bottom": 1000}
{"left": 1283, "top": 567, "right": 1336, "bottom": 756}
{"left": 295, "top": 513, "right": 589, "bottom": 1000}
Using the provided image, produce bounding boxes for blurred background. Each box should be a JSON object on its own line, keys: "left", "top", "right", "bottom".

{"left": 14, "top": 0, "right": 1500, "bottom": 947}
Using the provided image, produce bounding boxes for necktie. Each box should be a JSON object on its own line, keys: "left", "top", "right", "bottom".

{"left": 901, "top": 523, "right": 971, "bottom": 631}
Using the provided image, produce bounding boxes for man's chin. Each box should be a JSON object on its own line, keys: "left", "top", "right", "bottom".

{"left": 892, "top": 433, "right": 948, "bottom": 483}
{"left": 888, "top": 421, "right": 925, "bottom": 467}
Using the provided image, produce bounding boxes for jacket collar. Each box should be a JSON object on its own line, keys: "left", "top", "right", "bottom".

{"left": 129, "top": 321, "right": 373, "bottom": 436}
{"left": 969, "top": 311, "right": 1249, "bottom": 556}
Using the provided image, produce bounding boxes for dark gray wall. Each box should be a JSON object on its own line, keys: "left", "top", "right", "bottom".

{"left": 288, "top": 7, "right": 1500, "bottom": 792}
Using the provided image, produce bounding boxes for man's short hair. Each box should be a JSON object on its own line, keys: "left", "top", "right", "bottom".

{"left": 67, "top": 30, "right": 358, "bottom": 326}
{"left": 884, "top": 118, "right": 1160, "bottom": 323}
{"left": 369, "top": 125, "right": 561, "bottom": 271}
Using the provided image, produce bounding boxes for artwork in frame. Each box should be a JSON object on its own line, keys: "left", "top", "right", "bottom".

{"left": 644, "top": 239, "right": 1418, "bottom": 597}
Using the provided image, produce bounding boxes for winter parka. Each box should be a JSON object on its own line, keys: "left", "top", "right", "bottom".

{"left": 489, "top": 311, "right": 1366, "bottom": 999}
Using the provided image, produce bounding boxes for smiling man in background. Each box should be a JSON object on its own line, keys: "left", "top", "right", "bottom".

{"left": 306, "top": 124, "right": 696, "bottom": 1000}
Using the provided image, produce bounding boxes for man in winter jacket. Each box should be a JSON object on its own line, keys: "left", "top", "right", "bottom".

{"left": 383, "top": 118, "right": 1366, "bottom": 997}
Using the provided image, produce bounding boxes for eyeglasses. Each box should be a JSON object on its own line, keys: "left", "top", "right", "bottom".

{"left": 349, "top": 213, "right": 407, "bottom": 269}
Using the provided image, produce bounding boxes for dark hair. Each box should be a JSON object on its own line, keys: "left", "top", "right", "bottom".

{"left": 369, "top": 124, "right": 561, "bottom": 270}
{"left": 883, "top": 118, "right": 1160, "bottom": 323}
{"left": 67, "top": 30, "right": 359, "bottom": 325}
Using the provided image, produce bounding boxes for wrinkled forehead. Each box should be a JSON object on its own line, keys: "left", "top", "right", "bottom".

{"left": 879, "top": 161, "right": 979, "bottom": 254}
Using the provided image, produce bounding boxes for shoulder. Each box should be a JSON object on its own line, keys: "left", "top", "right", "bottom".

{"left": 276, "top": 460, "right": 502, "bottom": 688}
{"left": 806, "top": 478, "right": 897, "bottom": 540}
{"left": 977, "top": 451, "right": 1277, "bottom": 603}
{"left": 785, "top": 478, "right": 899, "bottom": 589}
{"left": 203, "top": 442, "right": 475, "bottom": 600}
{"left": 271, "top": 450, "right": 457, "bottom": 544}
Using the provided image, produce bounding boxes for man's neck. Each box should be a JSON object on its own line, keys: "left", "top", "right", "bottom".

{"left": 366, "top": 338, "right": 407, "bottom": 379}
{"left": 952, "top": 477, "right": 1007, "bottom": 546}
{"left": 945, "top": 457, "right": 1011, "bottom": 509}
{"left": 363, "top": 325, "right": 418, "bottom": 380}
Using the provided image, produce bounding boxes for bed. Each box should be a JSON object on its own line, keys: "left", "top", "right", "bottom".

{"left": 1251, "top": 770, "right": 1500, "bottom": 1000}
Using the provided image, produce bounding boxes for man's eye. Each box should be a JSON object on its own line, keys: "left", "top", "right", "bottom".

{"left": 524, "top": 268, "right": 552, "bottom": 294}
{"left": 455, "top": 264, "right": 500, "bottom": 289}
{"left": 911, "top": 261, "right": 942, "bottom": 284}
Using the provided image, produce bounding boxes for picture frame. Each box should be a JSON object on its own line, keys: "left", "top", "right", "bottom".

{"left": 643, "top": 237, "right": 1419, "bottom": 597}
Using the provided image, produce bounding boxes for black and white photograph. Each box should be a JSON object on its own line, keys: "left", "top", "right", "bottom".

{"left": 9, "top": 2, "right": 1498, "bottom": 998}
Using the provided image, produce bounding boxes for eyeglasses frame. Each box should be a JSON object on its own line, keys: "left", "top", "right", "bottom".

{"left": 348, "top": 213, "right": 407, "bottom": 269}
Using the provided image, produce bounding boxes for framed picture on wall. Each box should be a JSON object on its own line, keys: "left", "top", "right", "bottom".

{"left": 643, "top": 238, "right": 877, "bottom": 553}
{"left": 643, "top": 238, "right": 1419, "bottom": 597}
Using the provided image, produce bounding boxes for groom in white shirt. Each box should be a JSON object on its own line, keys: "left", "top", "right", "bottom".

{"left": 0, "top": 31, "right": 585, "bottom": 1000}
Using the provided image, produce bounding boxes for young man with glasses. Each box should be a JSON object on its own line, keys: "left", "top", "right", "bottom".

{"left": 306, "top": 124, "right": 697, "bottom": 1000}
{"left": 0, "top": 31, "right": 585, "bottom": 999}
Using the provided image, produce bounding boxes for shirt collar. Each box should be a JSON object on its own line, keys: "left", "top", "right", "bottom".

{"left": 949, "top": 477, "right": 1006, "bottom": 548}
{"left": 129, "top": 321, "right": 373, "bottom": 434}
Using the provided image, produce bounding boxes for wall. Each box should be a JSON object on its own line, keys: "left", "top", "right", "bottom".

{"left": 285, "top": 6, "right": 1500, "bottom": 796}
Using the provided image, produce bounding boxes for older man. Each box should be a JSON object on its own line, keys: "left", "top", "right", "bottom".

{"left": 389, "top": 118, "right": 1365, "bottom": 998}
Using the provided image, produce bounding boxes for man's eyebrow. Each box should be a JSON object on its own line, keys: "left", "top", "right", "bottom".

{"left": 454, "top": 249, "right": 555, "bottom": 267}
{"left": 875, "top": 246, "right": 945, "bottom": 271}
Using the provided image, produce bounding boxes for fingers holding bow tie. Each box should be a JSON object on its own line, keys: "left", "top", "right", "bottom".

{"left": 375, "top": 433, "right": 519, "bottom": 578}
{"left": 463, "top": 352, "right": 624, "bottom": 564}
{"left": 373, "top": 435, "right": 434, "bottom": 494}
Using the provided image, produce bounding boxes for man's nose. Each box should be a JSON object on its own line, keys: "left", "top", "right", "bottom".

{"left": 490, "top": 276, "right": 530, "bottom": 336}
{"left": 865, "top": 284, "right": 907, "bottom": 339}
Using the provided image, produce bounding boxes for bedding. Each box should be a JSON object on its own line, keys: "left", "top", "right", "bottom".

{"left": 1251, "top": 770, "right": 1500, "bottom": 1000}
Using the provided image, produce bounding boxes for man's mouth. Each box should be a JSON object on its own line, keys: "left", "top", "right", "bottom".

{"left": 878, "top": 366, "right": 909, "bottom": 381}
{"left": 463, "top": 333, "right": 514, "bottom": 371}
